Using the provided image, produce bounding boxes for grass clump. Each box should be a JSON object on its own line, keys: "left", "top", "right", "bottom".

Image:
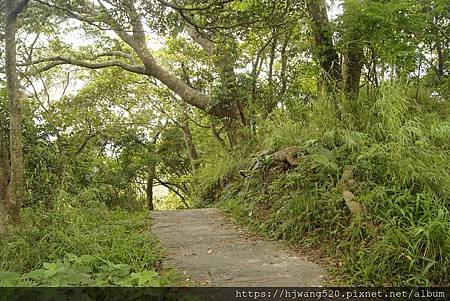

{"left": 0, "top": 205, "right": 173, "bottom": 286}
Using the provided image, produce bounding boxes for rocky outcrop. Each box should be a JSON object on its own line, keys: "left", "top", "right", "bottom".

{"left": 239, "top": 146, "right": 304, "bottom": 178}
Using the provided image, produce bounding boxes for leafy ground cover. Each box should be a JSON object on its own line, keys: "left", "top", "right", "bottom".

{"left": 0, "top": 204, "right": 174, "bottom": 287}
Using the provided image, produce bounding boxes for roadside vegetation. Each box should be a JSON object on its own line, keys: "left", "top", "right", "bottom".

{"left": 0, "top": 203, "right": 173, "bottom": 286}
{"left": 196, "top": 84, "right": 449, "bottom": 286}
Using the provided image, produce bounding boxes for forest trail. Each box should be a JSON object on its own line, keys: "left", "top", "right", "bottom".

{"left": 151, "top": 208, "right": 326, "bottom": 286}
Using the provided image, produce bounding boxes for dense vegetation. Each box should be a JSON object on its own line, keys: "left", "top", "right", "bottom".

{"left": 0, "top": 206, "right": 172, "bottom": 286}
{"left": 0, "top": 0, "right": 449, "bottom": 287}
{"left": 214, "top": 85, "right": 449, "bottom": 285}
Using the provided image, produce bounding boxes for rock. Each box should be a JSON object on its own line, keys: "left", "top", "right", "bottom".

{"left": 270, "top": 146, "right": 303, "bottom": 167}
{"left": 339, "top": 166, "right": 366, "bottom": 217}
{"left": 239, "top": 146, "right": 304, "bottom": 178}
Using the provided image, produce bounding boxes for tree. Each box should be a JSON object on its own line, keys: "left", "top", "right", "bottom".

{"left": 27, "top": 0, "right": 245, "bottom": 123}
{"left": 307, "top": 0, "right": 342, "bottom": 90}
{"left": 341, "top": 0, "right": 364, "bottom": 99}
{"left": 1, "top": 0, "right": 30, "bottom": 229}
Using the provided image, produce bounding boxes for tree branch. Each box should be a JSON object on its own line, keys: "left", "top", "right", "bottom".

{"left": 22, "top": 56, "right": 146, "bottom": 75}
{"left": 155, "top": 0, "right": 235, "bottom": 12}
{"left": 95, "top": 51, "right": 136, "bottom": 65}
{"left": 97, "top": 0, "right": 136, "bottom": 45}
{"left": 185, "top": 25, "right": 215, "bottom": 55}
{"left": 155, "top": 177, "right": 189, "bottom": 208}
{"left": 74, "top": 130, "right": 98, "bottom": 157}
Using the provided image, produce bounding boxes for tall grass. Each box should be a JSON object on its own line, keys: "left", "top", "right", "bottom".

{"left": 200, "top": 83, "right": 449, "bottom": 285}
{"left": 0, "top": 203, "right": 173, "bottom": 286}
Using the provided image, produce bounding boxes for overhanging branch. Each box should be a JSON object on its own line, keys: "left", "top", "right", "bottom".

{"left": 22, "top": 56, "right": 146, "bottom": 76}
{"left": 155, "top": 0, "right": 235, "bottom": 12}
{"left": 95, "top": 51, "right": 136, "bottom": 65}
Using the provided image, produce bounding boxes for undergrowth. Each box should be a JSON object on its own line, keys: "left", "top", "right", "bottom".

{"left": 196, "top": 83, "right": 450, "bottom": 286}
{"left": 0, "top": 203, "right": 173, "bottom": 287}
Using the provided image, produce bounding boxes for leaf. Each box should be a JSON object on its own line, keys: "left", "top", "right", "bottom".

{"left": 79, "top": 255, "right": 96, "bottom": 263}
{"left": 43, "top": 262, "right": 57, "bottom": 270}
{"left": 65, "top": 253, "right": 78, "bottom": 262}
{"left": 77, "top": 265, "right": 93, "bottom": 274}
{"left": 114, "top": 263, "right": 132, "bottom": 271}
{"left": 131, "top": 270, "right": 159, "bottom": 286}
{"left": 234, "top": 1, "right": 249, "bottom": 11}
{"left": 115, "top": 277, "right": 135, "bottom": 287}
{"left": 66, "top": 270, "right": 91, "bottom": 285}
{"left": 43, "top": 269, "right": 58, "bottom": 278}
{"left": 99, "top": 265, "right": 113, "bottom": 272}
{"left": 23, "top": 269, "right": 45, "bottom": 280}
{"left": 0, "top": 272, "right": 20, "bottom": 282}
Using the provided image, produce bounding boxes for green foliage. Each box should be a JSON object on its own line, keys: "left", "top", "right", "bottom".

{"left": 345, "top": 191, "right": 449, "bottom": 285}
{"left": 0, "top": 254, "right": 163, "bottom": 287}
{"left": 0, "top": 205, "right": 173, "bottom": 287}
{"left": 205, "top": 83, "right": 449, "bottom": 286}
{"left": 3, "top": 0, "right": 448, "bottom": 288}
{"left": 156, "top": 192, "right": 186, "bottom": 210}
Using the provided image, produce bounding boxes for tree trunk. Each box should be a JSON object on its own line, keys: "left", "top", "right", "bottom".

{"left": 126, "top": 26, "right": 243, "bottom": 122}
{"left": 0, "top": 121, "right": 11, "bottom": 233}
{"left": 185, "top": 26, "right": 246, "bottom": 128}
{"left": 280, "top": 31, "right": 290, "bottom": 101}
{"left": 342, "top": 0, "right": 364, "bottom": 99}
{"left": 3, "top": 0, "right": 29, "bottom": 226}
{"left": 146, "top": 160, "right": 156, "bottom": 211}
{"left": 179, "top": 106, "right": 200, "bottom": 172}
{"left": 30, "top": 2, "right": 246, "bottom": 123}
{"left": 307, "top": 0, "right": 342, "bottom": 89}
{"left": 265, "top": 36, "right": 278, "bottom": 115}
{"left": 343, "top": 42, "right": 363, "bottom": 99}
{"left": 436, "top": 40, "right": 444, "bottom": 77}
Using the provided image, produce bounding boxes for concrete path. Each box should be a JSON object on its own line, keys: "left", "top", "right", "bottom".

{"left": 151, "top": 208, "right": 326, "bottom": 287}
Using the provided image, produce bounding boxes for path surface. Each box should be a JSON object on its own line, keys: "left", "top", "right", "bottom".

{"left": 151, "top": 208, "right": 326, "bottom": 286}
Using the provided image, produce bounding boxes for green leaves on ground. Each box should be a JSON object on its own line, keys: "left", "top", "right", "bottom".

{"left": 0, "top": 253, "right": 162, "bottom": 287}
{"left": 0, "top": 207, "right": 173, "bottom": 287}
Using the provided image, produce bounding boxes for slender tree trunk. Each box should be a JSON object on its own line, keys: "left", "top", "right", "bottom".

{"left": 146, "top": 160, "right": 156, "bottom": 211}
{"left": 3, "top": 0, "right": 29, "bottom": 226}
{"left": 265, "top": 36, "right": 278, "bottom": 115}
{"left": 0, "top": 122, "right": 11, "bottom": 233}
{"left": 371, "top": 47, "right": 379, "bottom": 88}
{"left": 179, "top": 104, "right": 199, "bottom": 172}
{"left": 436, "top": 40, "right": 444, "bottom": 77}
{"left": 280, "top": 31, "right": 290, "bottom": 101}
{"left": 342, "top": 0, "right": 364, "bottom": 99}
{"left": 307, "top": 0, "right": 342, "bottom": 90}
{"left": 0, "top": 125, "right": 10, "bottom": 200}
{"left": 343, "top": 42, "right": 363, "bottom": 99}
